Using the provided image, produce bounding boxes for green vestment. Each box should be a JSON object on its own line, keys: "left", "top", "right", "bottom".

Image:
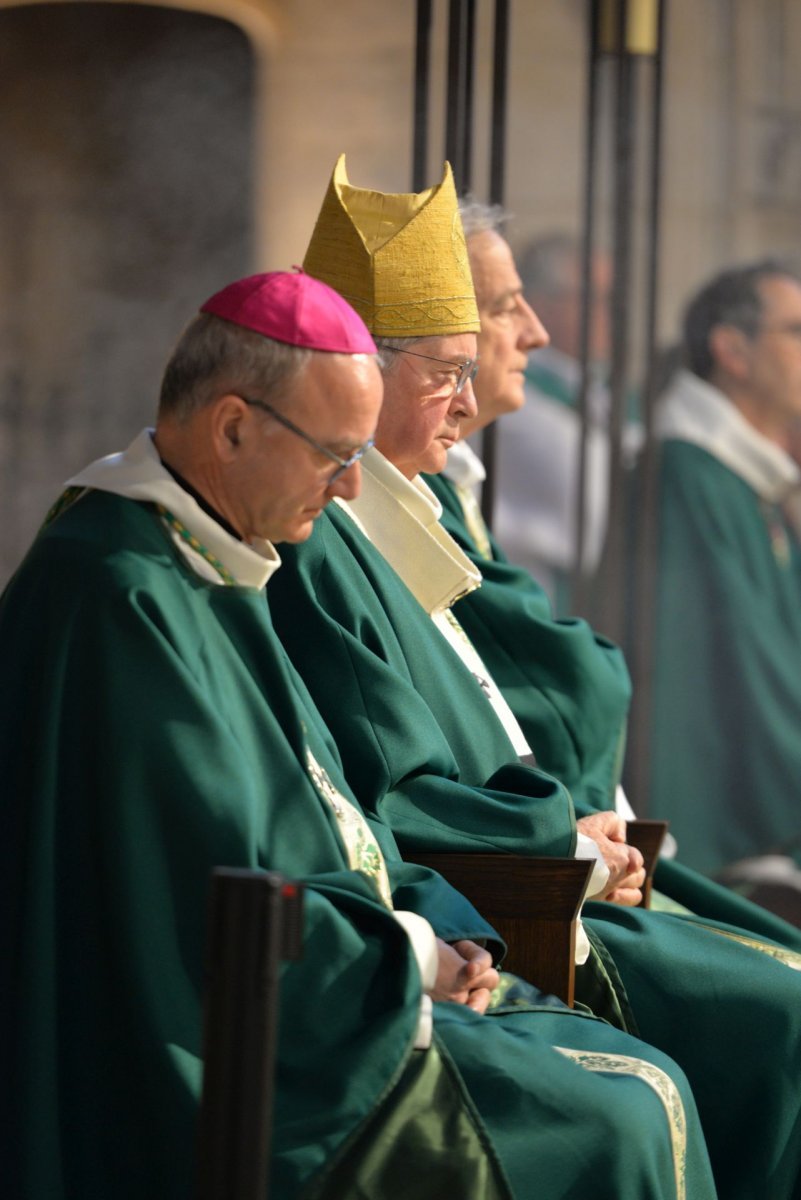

{"left": 269, "top": 495, "right": 801, "bottom": 1200}
{"left": 0, "top": 485, "right": 715, "bottom": 1200}
{"left": 426, "top": 467, "right": 801, "bottom": 952}
{"left": 652, "top": 438, "right": 801, "bottom": 874}
{"left": 425, "top": 469, "right": 630, "bottom": 815}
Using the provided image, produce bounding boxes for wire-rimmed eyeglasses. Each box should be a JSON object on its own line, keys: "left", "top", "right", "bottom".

{"left": 385, "top": 347, "right": 479, "bottom": 395}
{"left": 242, "top": 396, "right": 375, "bottom": 482}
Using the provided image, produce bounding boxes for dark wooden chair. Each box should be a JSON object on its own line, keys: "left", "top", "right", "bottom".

{"left": 193, "top": 826, "right": 667, "bottom": 1195}
{"left": 408, "top": 853, "right": 593, "bottom": 1006}
{"left": 197, "top": 869, "right": 304, "bottom": 1200}
{"left": 409, "top": 821, "right": 669, "bottom": 1007}
{"left": 626, "top": 819, "right": 669, "bottom": 909}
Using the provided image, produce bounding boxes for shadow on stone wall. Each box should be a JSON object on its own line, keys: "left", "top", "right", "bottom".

{"left": 0, "top": 2, "right": 255, "bottom": 584}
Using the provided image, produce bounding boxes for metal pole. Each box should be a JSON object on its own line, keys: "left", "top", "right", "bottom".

{"left": 625, "top": 0, "right": 666, "bottom": 811}
{"left": 488, "top": 0, "right": 509, "bottom": 205}
{"left": 412, "top": 0, "right": 433, "bottom": 191}
{"left": 595, "top": 0, "right": 636, "bottom": 645}
{"left": 571, "top": 0, "right": 604, "bottom": 617}
{"left": 445, "top": 0, "right": 468, "bottom": 189}
{"left": 480, "top": 0, "right": 510, "bottom": 528}
{"left": 461, "top": 0, "right": 477, "bottom": 194}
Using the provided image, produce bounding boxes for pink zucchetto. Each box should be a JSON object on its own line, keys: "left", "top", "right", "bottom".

{"left": 200, "top": 268, "right": 377, "bottom": 355}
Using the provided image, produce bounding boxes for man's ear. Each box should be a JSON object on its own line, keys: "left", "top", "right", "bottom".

{"left": 210, "top": 394, "right": 249, "bottom": 462}
{"left": 709, "top": 324, "right": 752, "bottom": 381}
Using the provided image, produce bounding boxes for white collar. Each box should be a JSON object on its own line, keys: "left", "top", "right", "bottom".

{"left": 444, "top": 439, "right": 486, "bottom": 488}
{"left": 338, "top": 446, "right": 481, "bottom": 614}
{"left": 67, "top": 428, "right": 282, "bottom": 589}
{"left": 656, "top": 370, "right": 801, "bottom": 503}
{"left": 341, "top": 450, "right": 530, "bottom": 757}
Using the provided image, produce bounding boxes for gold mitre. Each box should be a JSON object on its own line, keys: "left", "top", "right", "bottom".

{"left": 302, "top": 154, "right": 479, "bottom": 338}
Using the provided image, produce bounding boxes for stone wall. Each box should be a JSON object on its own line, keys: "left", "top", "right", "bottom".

{"left": 0, "top": 3, "right": 254, "bottom": 581}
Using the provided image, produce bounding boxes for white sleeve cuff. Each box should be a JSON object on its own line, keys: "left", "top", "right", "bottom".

{"left": 573, "top": 834, "right": 610, "bottom": 967}
{"left": 574, "top": 920, "right": 591, "bottom": 966}
{"left": 393, "top": 910, "right": 438, "bottom": 1049}
{"left": 574, "top": 831, "right": 610, "bottom": 898}
{"left": 392, "top": 910, "right": 438, "bottom": 989}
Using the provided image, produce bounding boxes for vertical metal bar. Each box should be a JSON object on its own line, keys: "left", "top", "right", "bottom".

{"left": 571, "top": 0, "right": 604, "bottom": 617}
{"left": 488, "top": 0, "right": 509, "bottom": 205}
{"left": 625, "top": 0, "right": 666, "bottom": 811}
{"left": 436, "top": 0, "right": 476, "bottom": 193}
{"left": 595, "top": 0, "right": 635, "bottom": 645}
{"left": 445, "top": 1, "right": 464, "bottom": 185}
{"left": 480, "top": 0, "right": 511, "bottom": 527}
{"left": 461, "top": 0, "right": 477, "bottom": 194}
{"left": 480, "top": 418, "right": 499, "bottom": 528}
{"left": 413, "top": 0, "right": 433, "bottom": 191}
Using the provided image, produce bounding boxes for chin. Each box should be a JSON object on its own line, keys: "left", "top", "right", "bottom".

{"left": 275, "top": 517, "right": 317, "bottom": 544}
{"left": 419, "top": 447, "right": 449, "bottom": 476}
{"left": 502, "top": 387, "right": 526, "bottom": 413}
{"left": 291, "top": 522, "right": 317, "bottom": 543}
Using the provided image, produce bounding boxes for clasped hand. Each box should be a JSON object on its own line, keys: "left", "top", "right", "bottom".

{"left": 576, "top": 810, "right": 646, "bottom": 906}
{"left": 428, "top": 812, "right": 643, "bottom": 1019}
{"left": 429, "top": 939, "right": 499, "bottom": 1014}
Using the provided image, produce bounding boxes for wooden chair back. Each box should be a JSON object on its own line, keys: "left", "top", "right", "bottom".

{"left": 408, "top": 853, "right": 592, "bottom": 1006}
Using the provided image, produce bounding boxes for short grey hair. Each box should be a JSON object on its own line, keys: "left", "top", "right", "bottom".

{"left": 683, "top": 258, "right": 801, "bottom": 381}
{"left": 458, "top": 197, "right": 510, "bottom": 241}
{"left": 158, "top": 313, "right": 312, "bottom": 421}
{"left": 372, "top": 335, "right": 428, "bottom": 376}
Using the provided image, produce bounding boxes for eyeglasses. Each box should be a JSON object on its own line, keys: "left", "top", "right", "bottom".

{"left": 242, "top": 397, "right": 375, "bottom": 482}
{"left": 385, "top": 347, "right": 479, "bottom": 395}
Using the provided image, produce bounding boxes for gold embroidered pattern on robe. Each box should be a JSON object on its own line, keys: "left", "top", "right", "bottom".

{"left": 692, "top": 924, "right": 801, "bottom": 970}
{"left": 556, "top": 1047, "right": 687, "bottom": 1200}
{"left": 305, "top": 744, "right": 394, "bottom": 909}
{"left": 455, "top": 481, "right": 493, "bottom": 561}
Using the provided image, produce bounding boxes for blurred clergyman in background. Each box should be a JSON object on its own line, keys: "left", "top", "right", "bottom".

{"left": 652, "top": 259, "right": 801, "bottom": 901}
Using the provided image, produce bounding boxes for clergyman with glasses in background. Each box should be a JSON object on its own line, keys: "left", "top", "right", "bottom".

{"left": 651, "top": 259, "right": 801, "bottom": 899}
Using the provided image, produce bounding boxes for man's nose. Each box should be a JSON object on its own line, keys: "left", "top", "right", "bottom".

{"left": 521, "top": 299, "right": 549, "bottom": 351}
{"left": 327, "top": 459, "right": 362, "bottom": 502}
{"left": 451, "top": 377, "right": 478, "bottom": 420}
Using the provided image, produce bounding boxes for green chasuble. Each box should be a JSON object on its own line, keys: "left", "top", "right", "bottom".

{"left": 425, "top": 467, "right": 631, "bottom": 815}
{"left": 0, "top": 479, "right": 719, "bottom": 1200}
{"left": 270, "top": 503, "right": 577, "bottom": 860}
{"left": 653, "top": 435, "right": 801, "bottom": 874}
{"left": 426, "top": 464, "right": 801, "bottom": 953}
{"left": 269, "top": 481, "right": 801, "bottom": 1200}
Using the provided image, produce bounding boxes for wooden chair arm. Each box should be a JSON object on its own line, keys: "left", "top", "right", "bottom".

{"left": 198, "top": 869, "right": 304, "bottom": 1200}
{"left": 406, "top": 853, "right": 593, "bottom": 1007}
{"left": 626, "top": 819, "right": 669, "bottom": 909}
